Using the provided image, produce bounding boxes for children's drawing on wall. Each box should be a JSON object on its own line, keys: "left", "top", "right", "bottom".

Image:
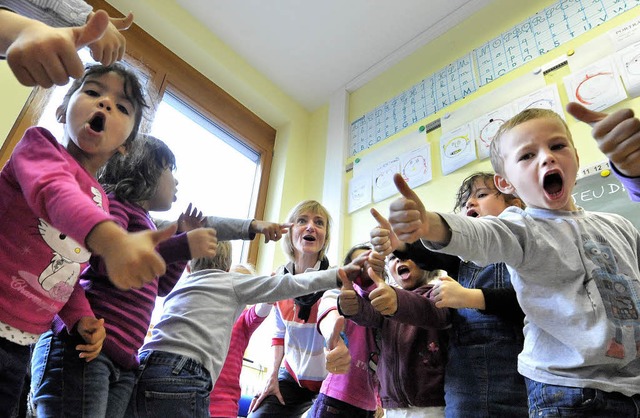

{"left": 348, "top": 174, "right": 372, "bottom": 213}
{"left": 400, "top": 145, "right": 432, "bottom": 188}
{"left": 515, "top": 84, "right": 565, "bottom": 118}
{"left": 615, "top": 41, "right": 640, "bottom": 97}
{"left": 440, "top": 123, "right": 477, "bottom": 175}
{"left": 473, "top": 104, "right": 514, "bottom": 159}
{"left": 564, "top": 58, "right": 627, "bottom": 111}
{"left": 373, "top": 158, "right": 401, "bottom": 202}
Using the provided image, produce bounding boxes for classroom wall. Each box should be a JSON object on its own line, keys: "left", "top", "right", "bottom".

{"left": 342, "top": 0, "right": 640, "bottom": 251}
{"left": 0, "top": 68, "right": 32, "bottom": 143}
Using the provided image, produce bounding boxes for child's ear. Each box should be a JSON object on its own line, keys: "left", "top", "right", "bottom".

{"left": 115, "top": 144, "right": 127, "bottom": 156}
{"left": 494, "top": 174, "right": 515, "bottom": 195}
{"left": 55, "top": 105, "right": 66, "bottom": 123}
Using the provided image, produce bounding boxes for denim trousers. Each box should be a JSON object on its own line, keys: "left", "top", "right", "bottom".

{"left": 306, "top": 393, "right": 375, "bottom": 418}
{"left": 444, "top": 261, "right": 528, "bottom": 418}
{"left": 0, "top": 336, "right": 31, "bottom": 417}
{"left": 526, "top": 378, "right": 640, "bottom": 418}
{"left": 247, "top": 367, "right": 317, "bottom": 418}
{"left": 31, "top": 330, "right": 136, "bottom": 418}
{"left": 128, "top": 350, "right": 212, "bottom": 418}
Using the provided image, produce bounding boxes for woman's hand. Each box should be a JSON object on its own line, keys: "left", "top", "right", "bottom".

{"left": 250, "top": 220, "right": 292, "bottom": 243}
{"left": 249, "top": 373, "right": 284, "bottom": 412}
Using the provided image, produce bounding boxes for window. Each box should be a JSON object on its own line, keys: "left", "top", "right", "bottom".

{"left": 149, "top": 90, "right": 262, "bottom": 263}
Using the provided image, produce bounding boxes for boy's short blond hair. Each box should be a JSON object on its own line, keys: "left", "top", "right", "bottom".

{"left": 281, "top": 200, "right": 332, "bottom": 262}
{"left": 490, "top": 108, "right": 573, "bottom": 175}
{"left": 230, "top": 263, "right": 256, "bottom": 275}
{"left": 189, "top": 241, "right": 232, "bottom": 273}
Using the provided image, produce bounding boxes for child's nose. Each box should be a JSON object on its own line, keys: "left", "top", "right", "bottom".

{"left": 541, "top": 151, "right": 556, "bottom": 165}
{"left": 98, "top": 101, "right": 112, "bottom": 112}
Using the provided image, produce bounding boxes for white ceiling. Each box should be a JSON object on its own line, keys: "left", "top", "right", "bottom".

{"left": 175, "top": 0, "right": 493, "bottom": 111}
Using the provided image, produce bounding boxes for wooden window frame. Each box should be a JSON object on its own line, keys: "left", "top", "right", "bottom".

{"left": 0, "top": 0, "right": 275, "bottom": 265}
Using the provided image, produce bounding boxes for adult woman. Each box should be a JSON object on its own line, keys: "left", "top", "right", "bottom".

{"left": 248, "top": 200, "right": 332, "bottom": 418}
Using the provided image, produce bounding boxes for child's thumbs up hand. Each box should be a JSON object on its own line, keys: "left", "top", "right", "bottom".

{"left": 389, "top": 173, "right": 429, "bottom": 243}
{"left": 566, "top": 102, "right": 640, "bottom": 177}
{"left": 370, "top": 208, "right": 401, "bottom": 256}
{"left": 93, "top": 222, "right": 176, "bottom": 290}
{"left": 368, "top": 251, "right": 387, "bottom": 277}
{"left": 324, "top": 316, "right": 351, "bottom": 375}
{"left": 368, "top": 266, "right": 397, "bottom": 316}
{"left": 337, "top": 269, "right": 359, "bottom": 316}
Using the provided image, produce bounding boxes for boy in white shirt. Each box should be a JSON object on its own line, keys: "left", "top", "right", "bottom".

{"left": 386, "top": 108, "right": 640, "bottom": 416}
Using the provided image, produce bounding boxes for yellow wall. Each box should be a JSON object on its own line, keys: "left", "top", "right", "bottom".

{"left": 0, "top": 67, "right": 32, "bottom": 143}
{"left": 343, "top": 0, "right": 640, "bottom": 251}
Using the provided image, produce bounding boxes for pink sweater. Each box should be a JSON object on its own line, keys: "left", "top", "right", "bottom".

{"left": 0, "top": 127, "right": 112, "bottom": 335}
{"left": 209, "top": 304, "right": 271, "bottom": 417}
{"left": 317, "top": 285, "right": 379, "bottom": 411}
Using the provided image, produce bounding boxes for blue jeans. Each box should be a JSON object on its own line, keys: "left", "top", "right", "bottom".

{"left": 31, "top": 330, "right": 136, "bottom": 418}
{"left": 247, "top": 368, "right": 317, "bottom": 418}
{"left": 526, "top": 378, "right": 640, "bottom": 417}
{"left": 128, "top": 350, "right": 212, "bottom": 418}
{"left": 307, "top": 393, "right": 375, "bottom": 418}
{"left": 445, "top": 262, "right": 528, "bottom": 418}
{"left": 0, "top": 336, "right": 30, "bottom": 417}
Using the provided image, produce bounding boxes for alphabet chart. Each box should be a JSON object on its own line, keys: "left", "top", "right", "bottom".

{"left": 350, "top": 0, "right": 640, "bottom": 157}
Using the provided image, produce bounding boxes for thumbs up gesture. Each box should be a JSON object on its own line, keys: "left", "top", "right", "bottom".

{"left": 566, "top": 102, "right": 640, "bottom": 177}
{"left": 338, "top": 268, "right": 359, "bottom": 316}
{"left": 388, "top": 173, "right": 451, "bottom": 244}
{"left": 323, "top": 315, "right": 351, "bottom": 375}
{"left": 370, "top": 208, "right": 402, "bottom": 256}
{"left": 4, "top": 10, "right": 111, "bottom": 87}
{"left": 368, "top": 266, "right": 397, "bottom": 316}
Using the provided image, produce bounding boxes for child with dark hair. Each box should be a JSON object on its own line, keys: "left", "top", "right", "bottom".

{"left": 338, "top": 244, "right": 450, "bottom": 418}
{"left": 307, "top": 242, "right": 382, "bottom": 418}
{"left": 30, "top": 134, "right": 218, "bottom": 418}
{"left": 0, "top": 62, "right": 175, "bottom": 416}
{"left": 371, "top": 171, "right": 528, "bottom": 417}
{"left": 129, "top": 243, "right": 367, "bottom": 418}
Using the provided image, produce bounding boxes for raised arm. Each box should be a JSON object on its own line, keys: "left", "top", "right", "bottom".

{"left": 0, "top": 8, "right": 110, "bottom": 86}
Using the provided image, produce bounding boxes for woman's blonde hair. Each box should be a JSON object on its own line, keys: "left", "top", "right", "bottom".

{"left": 281, "top": 200, "right": 332, "bottom": 262}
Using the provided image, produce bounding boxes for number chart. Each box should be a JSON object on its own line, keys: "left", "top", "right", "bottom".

{"left": 350, "top": 0, "right": 640, "bottom": 157}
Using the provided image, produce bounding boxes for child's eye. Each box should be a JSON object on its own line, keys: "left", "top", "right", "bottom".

{"left": 477, "top": 192, "right": 487, "bottom": 198}
{"left": 518, "top": 152, "right": 533, "bottom": 162}
{"left": 84, "top": 89, "right": 99, "bottom": 97}
{"left": 551, "top": 143, "right": 566, "bottom": 151}
{"left": 117, "top": 104, "right": 130, "bottom": 115}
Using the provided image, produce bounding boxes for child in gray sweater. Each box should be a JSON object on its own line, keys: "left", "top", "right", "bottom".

{"left": 128, "top": 242, "right": 367, "bottom": 418}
